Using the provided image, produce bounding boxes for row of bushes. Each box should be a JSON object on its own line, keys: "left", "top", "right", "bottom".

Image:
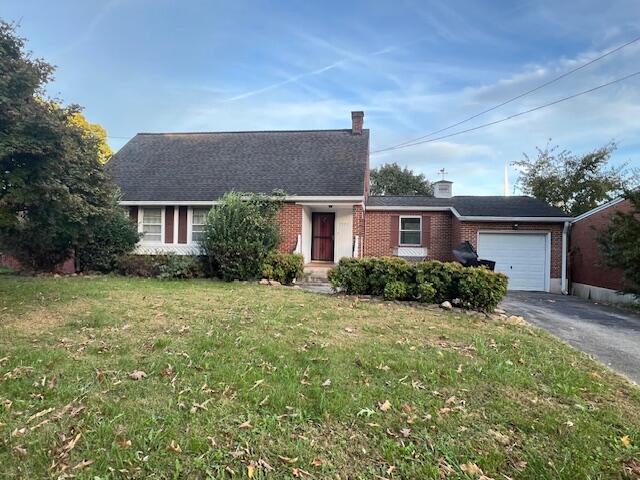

{"left": 327, "top": 257, "right": 508, "bottom": 312}
{"left": 115, "top": 252, "right": 304, "bottom": 285}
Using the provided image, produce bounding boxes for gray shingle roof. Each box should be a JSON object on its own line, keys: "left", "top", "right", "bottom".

{"left": 367, "top": 195, "right": 569, "bottom": 218}
{"left": 106, "top": 129, "right": 369, "bottom": 201}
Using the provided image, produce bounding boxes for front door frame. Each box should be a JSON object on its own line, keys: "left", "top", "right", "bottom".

{"left": 311, "top": 212, "right": 335, "bottom": 262}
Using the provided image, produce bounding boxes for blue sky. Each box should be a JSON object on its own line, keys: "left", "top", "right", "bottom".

{"left": 2, "top": 0, "right": 639, "bottom": 195}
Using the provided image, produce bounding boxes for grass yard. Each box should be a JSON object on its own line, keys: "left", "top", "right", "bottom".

{"left": 1, "top": 275, "right": 639, "bottom": 479}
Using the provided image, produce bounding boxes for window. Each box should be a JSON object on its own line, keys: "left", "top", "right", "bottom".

{"left": 400, "top": 217, "right": 421, "bottom": 245}
{"left": 191, "top": 208, "right": 209, "bottom": 243}
{"left": 142, "top": 208, "right": 162, "bottom": 242}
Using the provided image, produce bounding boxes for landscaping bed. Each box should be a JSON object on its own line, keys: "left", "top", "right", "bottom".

{"left": 0, "top": 275, "right": 639, "bottom": 479}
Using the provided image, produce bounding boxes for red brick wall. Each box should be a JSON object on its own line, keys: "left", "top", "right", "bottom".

{"left": 277, "top": 203, "right": 303, "bottom": 253}
{"left": 364, "top": 210, "right": 565, "bottom": 279}
{"left": 457, "top": 221, "right": 564, "bottom": 278}
{"left": 363, "top": 210, "right": 453, "bottom": 261}
{"left": 570, "top": 199, "right": 632, "bottom": 290}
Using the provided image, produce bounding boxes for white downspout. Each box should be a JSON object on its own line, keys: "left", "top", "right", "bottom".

{"left": 561, "top": 221, "right": 569, "bottom": 295}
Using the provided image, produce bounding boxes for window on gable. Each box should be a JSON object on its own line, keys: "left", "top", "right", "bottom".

{"left": 142, "top": 208, "right": 162, "bottom": 242}
{"left": 191, "top": 208, "right": 209, "bottom": 243}
{"left": 400, "top": 217, "right": 421, "bottom": 245}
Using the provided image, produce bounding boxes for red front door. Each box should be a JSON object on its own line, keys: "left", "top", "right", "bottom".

{"left": 311, "top": 212, "right": 335, "bottom": 261}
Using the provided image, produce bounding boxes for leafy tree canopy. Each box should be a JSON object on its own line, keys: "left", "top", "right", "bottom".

{"left": 598, "top": 190, "right": 640, "bottom": 297}
{"left": 0, "top": 21, "right": 134, "bottom": 271}
{"left": 370, "top": 163, "right": 433, "bottom": 196}
{"left": 514, "top": 141, "right": 636, "bottom": 216}
{"left": 68, "top": 112, "right": 113, "bottom": 164}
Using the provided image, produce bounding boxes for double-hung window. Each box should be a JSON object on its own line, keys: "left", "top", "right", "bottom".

{"left": 399, "top": 216, "right": 421, "bottom": 246}
{"left": 191, "top": 208, "right": 209, "bottom": 243}
{"left": 142, "top": 208, "right": 162, "bottom": 243}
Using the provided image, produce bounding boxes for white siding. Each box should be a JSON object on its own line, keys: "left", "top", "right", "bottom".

{"left": 334, "top": 209, "right": 353, "bottom": 262}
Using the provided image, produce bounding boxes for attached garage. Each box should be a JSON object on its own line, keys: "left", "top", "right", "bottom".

{"left": 477, "top": 232, "right": 550, "bottom": 291}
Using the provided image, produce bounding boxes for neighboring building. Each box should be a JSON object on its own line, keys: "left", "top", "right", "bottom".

{"left": 105, "top": 111, "right": 571, "bottom": 291}
{"left": 570, "top": 197, "right": 637, "bottom": 304}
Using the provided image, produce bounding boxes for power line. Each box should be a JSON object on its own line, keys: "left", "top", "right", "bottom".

{"left": 375, "top": 34, "right": 640, "bottom": 152}
{"left": 372, "top": 70, "right": 640, "bottom": 153}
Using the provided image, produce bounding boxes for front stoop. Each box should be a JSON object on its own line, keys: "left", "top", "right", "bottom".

{"left": 303, "top": 262, "right": 335, "bottom": 283}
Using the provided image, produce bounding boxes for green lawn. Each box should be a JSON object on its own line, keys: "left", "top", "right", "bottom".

{"left": 0, "top": 275, "right": 639, "bottom": 479}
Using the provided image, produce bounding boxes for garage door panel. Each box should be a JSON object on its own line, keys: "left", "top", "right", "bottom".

{"left": 478, "top": 233, "right": 548, "bottom": 291}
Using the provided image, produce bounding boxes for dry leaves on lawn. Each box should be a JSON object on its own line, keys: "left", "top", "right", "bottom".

{"left": 128, "top": 370, "right": 147, "bottom": 380}
{"left": 167, "top": 440, "right": 182, "bottom": 453}
{"left": 460, "top": 462, "right": 483, "bottom": 476}
{"left": 378, "top": 400, "right": 392, "bottom": 412}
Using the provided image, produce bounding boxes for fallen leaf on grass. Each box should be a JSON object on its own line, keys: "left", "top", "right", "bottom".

{"left": 460, "top": 462, "right": 483, "bottom": 475}
{"left": 621, "top": 435, "right": 632, "bottom": 447}
{"left": 73, "top": 459, "right": 94, "bottom": 470}
{"left": 322, "top": 379, "right": 331, "bottom": 387}
{"left": 116, "top": 438, "right": 132, "bottom": 449}
{"left": 128, "top": 370, "right": 147, "bottom": 380}
{"left": 311, "top": 458, "right": 323, "bottom": 467}
{"left": 167, "top": 440, "right": 182, "bottom": 453}
{"left": 247, "top": 462, "right": 256, "bottom": 478}
{"left": 239, "top": 421, "right": 252, "bottom": 429}
{"left": 278, "top": 455, "right": 298, "bottom": 464}
{"left": 12, "top": 445, "right": 27, "bottom": 457}
{"left": 27, "top": 407, "right": 55, "bottom": 423}
{"left": 378, "top": 400, "right": 392, "bottom": 412}
{"left": 248, "top": 379, "right": 265, "bottom": 391}
{"left": 259, "top": 395, "right": 270, "bottom": 406}
{"left": 488, "top": 429, "right": 510, "bottom": 445}
{"left": 292, "top": 467, "right": 312, "bottom": 477}
{"left": 400, "top": 428, "right": 411, "bottom": 437}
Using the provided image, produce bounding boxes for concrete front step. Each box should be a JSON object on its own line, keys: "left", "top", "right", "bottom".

{"left": 303, "top": 263, "right": 335, "bottom": 283}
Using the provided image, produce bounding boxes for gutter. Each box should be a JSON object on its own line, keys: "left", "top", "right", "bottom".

{"left": 561, "top": 221, "right": 570, "bottom": 294}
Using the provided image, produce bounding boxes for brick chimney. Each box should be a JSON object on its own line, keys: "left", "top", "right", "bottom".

{"left": 351, "top": 111, "right": 364, "bottom": 134}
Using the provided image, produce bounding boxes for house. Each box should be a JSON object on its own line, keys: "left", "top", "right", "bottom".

{"left": 107, "top": 111, "right": 572, "bottom": 292}
{"left": 570, "top": 197, "right": 637, "bottom": 304}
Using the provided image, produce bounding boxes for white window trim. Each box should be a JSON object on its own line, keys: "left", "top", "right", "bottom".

{"left": 399, "top": 215, "right": 422, "bottom": 247}
{"left": 188, "top": 207, "right": 210, "bottom": 245}
{"left": 139, "top": 206, "right": 165, "bottom": 245}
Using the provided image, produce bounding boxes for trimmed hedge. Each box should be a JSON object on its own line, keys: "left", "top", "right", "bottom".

{"left": 328, "top": 257, "right": 508, "bottom": 312}
{"left": 261, "top": 252, "right": 304, "bottom": 285}
{"left": 115, "top": 254, "right": 204, "bottom": 279}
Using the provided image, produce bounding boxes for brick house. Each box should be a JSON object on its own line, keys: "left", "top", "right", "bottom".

{"left": 570, "top": 197, "right": 637, "bottom": 304}
{"left": 107, "top": 111, "right": 572, "bottom": 292}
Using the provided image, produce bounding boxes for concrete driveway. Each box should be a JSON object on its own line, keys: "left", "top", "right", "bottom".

{"left": 501, "top": 292, "right": 640, "bottom": 384}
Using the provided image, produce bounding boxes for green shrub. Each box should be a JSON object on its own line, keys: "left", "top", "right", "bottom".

{"left": 368, "top": 257, "right": 414, "bottom": 296}
{"left": 115, "top": 254, "right": 159, "bottom": 277}
{"left": 458, "top": 267, "right": 508, "bottom": 312}
{"left": 76, "top": 210, "right": 140, "bottom": 272}
{"left": 415, "top": 261, "right": 464, "bottom": 303}
{"left": 115, "top": 254, "right": 203, "bottom": 279}
{"left": 328, "top": 257, "right": 368, "bottom": 294}
{"left": 328, "top": 257, "right": 508, "bottom": 312}
{"left": 158, "top": 254, "right": 202, "bottom": 280}
{"left": 416, "top": 282, "right": 436, "bottom": 303}
{"left": 383, "top": 280, "right": 408, "bottom": 300}
{"left": 262, "top": 252, "right": 304, "bottom": 285}
{"left": 201, "top": 192, "right": 283, "bottom": 281}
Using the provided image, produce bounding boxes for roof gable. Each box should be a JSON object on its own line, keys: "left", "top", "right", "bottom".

{"left": 107, "top": 129, "right": 369, "bottom": 201}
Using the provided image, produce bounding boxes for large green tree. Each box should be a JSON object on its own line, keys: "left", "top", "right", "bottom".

{"left": 598, "top": 190, "right": 640, "bottom": 296}
{"left": 0, "top": 21, "right": 136, "bottom": 271}
{"left": 370, "top": 163, "right": 433, "bottom": 196}
{"left": 514, "top": 142, "right": 635, "bottom": 216}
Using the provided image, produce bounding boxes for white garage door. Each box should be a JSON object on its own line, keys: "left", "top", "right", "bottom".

{"left": 477, "top": 232, "right": 548, "bottom": 291}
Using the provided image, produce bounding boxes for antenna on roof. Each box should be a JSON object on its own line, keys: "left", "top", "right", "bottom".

{"left": 438, "top": 168, "right": 448, "bottom": 181}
